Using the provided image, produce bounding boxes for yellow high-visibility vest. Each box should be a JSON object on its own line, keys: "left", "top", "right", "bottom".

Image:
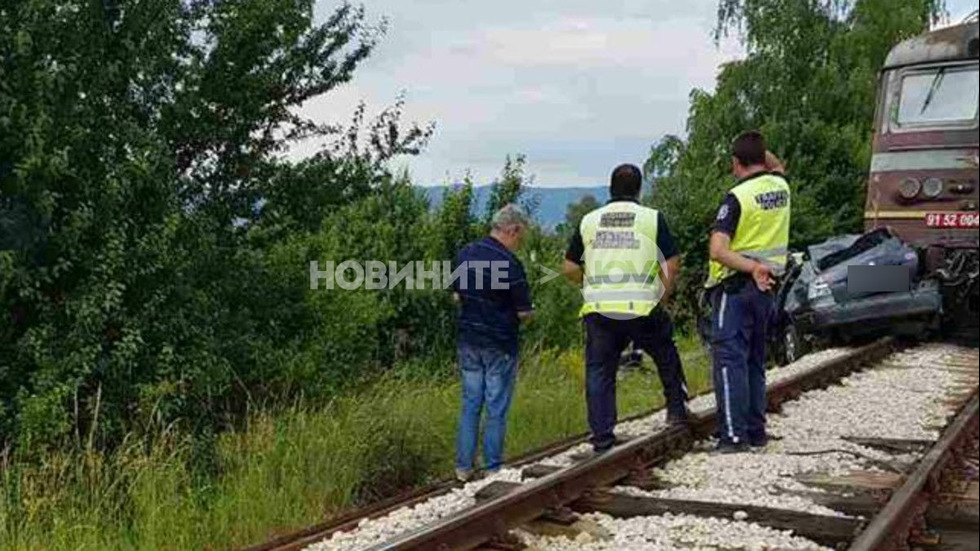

{"left": 579, "top": 201, "right": 663, "bottom": 317}
{"left": 707, "top": 173, "right": 791, "bottom": 288}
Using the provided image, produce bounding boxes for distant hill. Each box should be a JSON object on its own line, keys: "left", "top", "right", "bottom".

{"left": 418, "top": 185, "right": 608, "bottom": 229}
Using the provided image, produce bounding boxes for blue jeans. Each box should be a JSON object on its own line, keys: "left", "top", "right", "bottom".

{"left": 710, "top": 280, "right": 773, "bottom": 446}
{"left": 455, "top": 342, "right": 517, "bottom": 472}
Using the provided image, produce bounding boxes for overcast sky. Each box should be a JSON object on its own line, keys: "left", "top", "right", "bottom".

{"left": 300, "top": 1, "right": 978, "bottom": 188}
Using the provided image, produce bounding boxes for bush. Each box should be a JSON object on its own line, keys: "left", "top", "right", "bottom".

{"left": 0, "top": 0, "right": 437, "bottom": 453}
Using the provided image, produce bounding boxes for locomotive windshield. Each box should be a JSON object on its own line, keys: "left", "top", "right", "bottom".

{"left": 896, "top": 65, "right": 979, "bottom": 128}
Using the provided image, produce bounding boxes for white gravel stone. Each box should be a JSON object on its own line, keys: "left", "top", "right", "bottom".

{"left": 618, "top": 343, "right": 970, "bottom": 518}
{"left": 304, "top": 469, "right": 524, "bottom": 551}
{"left": 538, "top": 346, "right": 860, "bottom": 470}
{"left": 520, "top": 512, "right": 832, "bottom": 551}
{"left": 622, "top": 452, "right": 855, "bottom": 516}
{"left": 304, "top": 343, "right": 974, "bottom": 551}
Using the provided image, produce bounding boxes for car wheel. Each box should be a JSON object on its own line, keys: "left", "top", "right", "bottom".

{"left": 783, "top": 324, "right": 808, "bottom": 365}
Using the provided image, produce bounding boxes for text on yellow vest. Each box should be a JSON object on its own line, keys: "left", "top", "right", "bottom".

{"left": 578, "top": 201, "right": 664, "bottom": 317}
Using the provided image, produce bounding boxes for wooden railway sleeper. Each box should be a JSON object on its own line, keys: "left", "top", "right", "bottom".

{"left": 539, "top": 505, "right": 577, "bottom": 526}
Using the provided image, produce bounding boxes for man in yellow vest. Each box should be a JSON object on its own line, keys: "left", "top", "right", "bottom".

{"left": 707, "top": 131, "right": 790, "bottom": 453}
{"left": 564, "top": 164, "right": 689, "bottom": 453}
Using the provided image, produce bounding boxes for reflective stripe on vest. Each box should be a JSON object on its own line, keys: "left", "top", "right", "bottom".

{"left": 579, "top": 202, "right": 663, "bottom": 317}
{"left": 707, "top": 174, "right": 791, "bottom": 288}
{"left": 586, "top": 273, "right": 657, "bottom": 285}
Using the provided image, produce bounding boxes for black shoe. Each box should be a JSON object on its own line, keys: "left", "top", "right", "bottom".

{"left": 577, "top": 436, "right": 630, "bottom": 460}
{"left": 749, "top": 433, "right": 781, "bottom": 448}
{"left": 571, "top": 445, "right": 612, "bottom": 462}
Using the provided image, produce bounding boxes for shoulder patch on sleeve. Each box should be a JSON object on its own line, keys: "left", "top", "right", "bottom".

{"left": 716, "top": 204, "right": 730, "bottom": 221}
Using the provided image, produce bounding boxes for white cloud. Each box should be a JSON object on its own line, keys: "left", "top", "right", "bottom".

{"left": 296, "top": 2, "right": 730, "bottom": 186}
{"left": 479, "top": 17, "right": 724, "bottom": 68}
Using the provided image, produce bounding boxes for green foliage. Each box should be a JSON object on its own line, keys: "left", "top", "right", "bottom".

{"left": 516, "top": 226, "right": 583, "bottom": 351}
{"left": 0, "top": 0, "right": 431, "bottom": 453}
{"left": 0, "top": 1, "right": 713, "bottom": 549}
{"left": 645, "top": 0, "right": 943, "bottom": 326}
{"left": 429, "top": 176, "right": 482, "bottom": 264}
{"left": 559, "top": 194, "right": 600, "bottom": 239}
{"left": 0, "top": 341, "right": 712, "bottom": 551}
{"left": 485, "top": 154, "right": 536, "bottom": 223}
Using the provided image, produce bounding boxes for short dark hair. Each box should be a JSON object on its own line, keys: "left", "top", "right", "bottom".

{"left": 610, "top": 164, "right": 642, "bottom": 198}
{"left": 732, "top": 131, "right": 767, "bottom": 167}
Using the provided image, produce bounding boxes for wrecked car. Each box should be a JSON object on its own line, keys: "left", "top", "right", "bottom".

{"left": 698, "top": 228, "right": 944, "bottom": 365}
{"left": 772, "top": 228, "right": 943, "bottom": 364}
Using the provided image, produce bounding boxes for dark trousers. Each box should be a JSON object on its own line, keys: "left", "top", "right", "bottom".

{"left": 710, "top": 281, "right": 773, "bottom": 446}
{"left": 584, "top": 309, "right": 689, "bottom": 451}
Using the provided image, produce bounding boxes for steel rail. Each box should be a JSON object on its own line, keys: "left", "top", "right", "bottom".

{"left": 848, "top": 390, "right": 979, "bottom": 551}
{"left": 241, "top": 394, "right": 693, "bottom": 551}
{"left": 362, "top": 338, "right": 896, "bottom": 551}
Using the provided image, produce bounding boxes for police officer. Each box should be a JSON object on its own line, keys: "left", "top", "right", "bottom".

{"left": 564, "top": 164, "right": 689, "bottom": 454}
{"left": 707, "top": 131, "right": 791, "bottom": 453}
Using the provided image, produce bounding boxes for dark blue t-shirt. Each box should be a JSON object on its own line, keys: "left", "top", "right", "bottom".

{"left": 452, "top": 237, "right": 533, "bottom": 353}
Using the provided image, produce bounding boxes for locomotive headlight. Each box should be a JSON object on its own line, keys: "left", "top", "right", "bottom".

{"left": 922, "top": 177, "right": 944, "bottom": 199}
{"left": 898, "top": 177, "right": 922, "bottom": 199}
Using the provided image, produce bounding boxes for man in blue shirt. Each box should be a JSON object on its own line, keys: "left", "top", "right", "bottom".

{"left": 452, "top": 204, "right": 534, "bottom": 482}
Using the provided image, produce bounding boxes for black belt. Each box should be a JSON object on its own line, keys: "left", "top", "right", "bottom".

{"left": 719, "top": 273, "right": 752, "bottom": 293}
{"left": 718, "top": 273, "right": 778, "bottom": 295}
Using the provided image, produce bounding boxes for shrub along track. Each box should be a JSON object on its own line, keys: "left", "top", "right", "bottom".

{"left": 246, "top": 339, "right": 978, "bottom": 551}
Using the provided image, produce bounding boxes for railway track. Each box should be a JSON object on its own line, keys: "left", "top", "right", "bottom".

{"left": 250, "top": 339, "right": 978, "bottom": 551}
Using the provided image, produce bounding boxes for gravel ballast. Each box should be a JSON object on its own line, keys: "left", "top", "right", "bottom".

{"left": 519, "top": 512, "right": 833, "bottom": 551}
{"left": 619, "top": 344, "right": 968, "bottom": 516}
{"left": 305, "top": 343, "right": 975, "bottom": 551}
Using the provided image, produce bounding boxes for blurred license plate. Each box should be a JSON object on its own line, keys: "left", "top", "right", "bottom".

{"left": 925, "top": 212, "right": 979, "bottom": 228}
{"left": 848, "top": 265, "right": 910, "bottom": 295}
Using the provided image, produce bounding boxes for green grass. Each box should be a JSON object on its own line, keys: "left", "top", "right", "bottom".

{"left": 0, "top": 339, "right": 709, "bottom": 551}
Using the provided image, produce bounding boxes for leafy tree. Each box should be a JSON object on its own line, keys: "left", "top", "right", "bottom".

{"left": 429, "top": 175, "right": 480, "bottom": 263}
{"left": 561, "top": 194, "right": 600, "bottom": 237}
{"left": 645, "top": 0, "right": 945, "bottom": 326}
{"left": 0, "top": 0, "right": 429, "bottom": 452}
{"left": 485, "top": 154, "right": 538, "bottom": 224}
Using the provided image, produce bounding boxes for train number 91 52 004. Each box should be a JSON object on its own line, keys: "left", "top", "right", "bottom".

{"left": 925, "top": 212, "right": 980, "bottom": 228}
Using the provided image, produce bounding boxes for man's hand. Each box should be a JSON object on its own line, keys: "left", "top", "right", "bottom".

{"left": 711, "top": 232, "right": 773, "bottom": 291}
{"left": 661, "top": 256, "right": 681, "bottom": 305}
{"left": 751, "top": 262, "right": 774, "bottom": 292}
{"left": 563, "top": 259, "right": 584, "bottom": 285}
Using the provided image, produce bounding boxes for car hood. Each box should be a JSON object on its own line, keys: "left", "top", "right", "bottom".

{"left": 785, "top": 228, "right": 921, "bottom": 314}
